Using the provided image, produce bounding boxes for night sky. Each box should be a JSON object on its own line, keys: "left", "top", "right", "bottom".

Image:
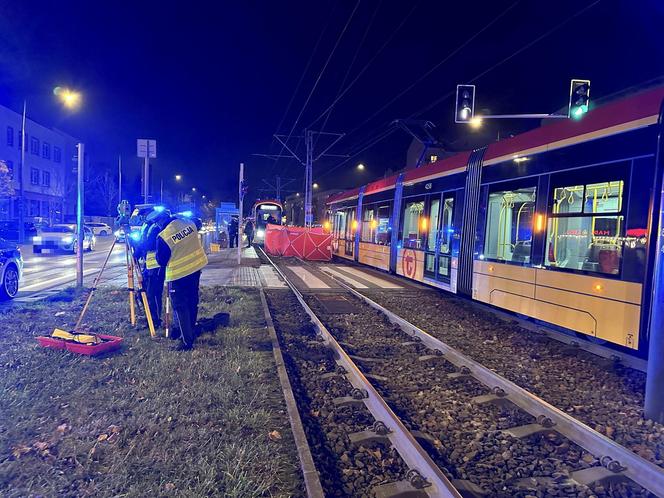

{"left": 1, "top": 0, "right": 662, "bottom": 208}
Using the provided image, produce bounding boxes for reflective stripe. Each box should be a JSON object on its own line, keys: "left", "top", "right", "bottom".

{"left": 160, "top": 219, "right": 208, "bottom": 282}
{"left": 146, "top": 251, "right": 159, "bottom": 269}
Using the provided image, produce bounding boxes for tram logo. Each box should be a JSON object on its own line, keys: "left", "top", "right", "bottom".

{"left": 402, "top": 249, "right": 417, "bottom": 279}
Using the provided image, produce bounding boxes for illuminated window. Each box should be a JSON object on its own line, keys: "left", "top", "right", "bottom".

{"left": 402, "top": 200, "right": 425, "bottom": 249}
{"left": 430, "top": 155, "right": 438, "bottom": 163}
{"left": 546, "top": 179, "right": 624, "bottom": 275}
{"left": 484, "top": 186, "right": 536, "bottom": 263}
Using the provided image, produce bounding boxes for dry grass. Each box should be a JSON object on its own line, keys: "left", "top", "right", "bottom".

{"left": 0, "top": 286, "right": 304, "bottom": 497}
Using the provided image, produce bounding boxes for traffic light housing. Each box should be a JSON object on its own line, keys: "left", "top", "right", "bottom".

{"left": 569, "top": 79, "right": 590, "bottom": 119}
{"left": 455, "top": 84, "right": 476, "bottom": 123}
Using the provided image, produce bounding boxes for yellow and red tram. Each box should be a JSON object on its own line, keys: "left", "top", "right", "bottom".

{"left": 328, "top": 85, "right": 664, "bottom": 353}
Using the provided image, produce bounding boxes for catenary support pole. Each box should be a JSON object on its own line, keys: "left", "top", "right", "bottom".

{"left": 76, "top": 143, "right": 85, "bottom": 288}
{"left": 237, "top": 162, "right": 244, "bottom": 266}
{"left": 645, "top": 105, "right": 664, "bottom": 422}
{"left": 304, "top": 130, "right": 313, "bottom": 227}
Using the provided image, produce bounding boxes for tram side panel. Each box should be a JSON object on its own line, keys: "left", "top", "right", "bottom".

{"left": 471, "top": 126, "right": 658, "bottom": 350}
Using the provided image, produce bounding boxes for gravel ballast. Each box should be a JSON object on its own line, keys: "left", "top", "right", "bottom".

{"left": 362, "top": 289, "right": 664, "bottom": 470}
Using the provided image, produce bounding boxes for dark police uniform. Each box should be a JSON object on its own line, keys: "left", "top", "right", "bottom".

{"left": 156, "top": 217, "right": 208, "bottom": 349}
{"left": 143, "top": 222, "right": 166, "bottom": 328}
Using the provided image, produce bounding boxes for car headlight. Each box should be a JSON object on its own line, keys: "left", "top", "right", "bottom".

{"left": 114, "top": 230, "right": 122, "bottom": 237}
{"left": 62, "top": 236, "right": 74, "bottom": 244}
{"left": 256, "top": 229, "right": 265, "bottom": 238}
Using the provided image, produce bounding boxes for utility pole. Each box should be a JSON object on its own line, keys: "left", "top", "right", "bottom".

{"left": 237, "top": 162, "right": 244, "bottom": 266}
{"left": 17, "top": 101, "right": 26, "bottom": 244}
{"left": 118, "top": 155, "right": 122, "bottom": 203}
{"left": 76, "top": 143, "right": 85, "bottom": 288}
{"left": 160, "top": 178, "right": 163, "bottom": 203}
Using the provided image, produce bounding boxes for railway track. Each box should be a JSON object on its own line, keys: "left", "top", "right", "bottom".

{"left": 258, "top": 248, "right": 663, "bottom": 497}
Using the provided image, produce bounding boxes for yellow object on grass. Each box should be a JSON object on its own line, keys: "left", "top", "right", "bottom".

{"left": 52, "top": 328, "right": 102, "bottom": 345}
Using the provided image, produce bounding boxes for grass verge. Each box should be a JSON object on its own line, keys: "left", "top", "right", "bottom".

{"left": 0, "top": 285, "right": 304, "bottom": 497}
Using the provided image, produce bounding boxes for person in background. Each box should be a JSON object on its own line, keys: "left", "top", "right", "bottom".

{"left": 156, "top": 212, "right": 208, "bottom": 350}
{"left": 243, "top": 218, "right": 254, "bottom": 247}
{"left": 228, "top": 216, "right": 238, "bottom": 248}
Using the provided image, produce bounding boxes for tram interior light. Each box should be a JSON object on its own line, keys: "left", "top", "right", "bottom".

{"left": 534, "top": 213, "right": 546, "bottom": 232}
{"left": 420, "top": 217, "right": 428, "bottom": 231}
{"left": 352, "top": 220, "right": 358, "bottom": 231}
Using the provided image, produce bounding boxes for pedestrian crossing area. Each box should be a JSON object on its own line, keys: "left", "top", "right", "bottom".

{"left": 282, "top": 264, "right": 402, "bottom": 291}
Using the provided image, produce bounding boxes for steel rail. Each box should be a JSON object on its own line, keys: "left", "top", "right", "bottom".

{"left": 258, "top": 289, "right": 325, "bottom": 498}
{"left": 259, "top": 248, "right": 462, "bottom": 498}
{"left": 330, "top": 277, "right": 664, "bottom": 497}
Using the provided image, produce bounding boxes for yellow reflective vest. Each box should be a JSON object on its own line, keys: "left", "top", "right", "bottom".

{"left": 145, "top": 250, "right": 159, "bottom": 270}
{"left": 159, "top": 218, "right": 208, "bottom": 282}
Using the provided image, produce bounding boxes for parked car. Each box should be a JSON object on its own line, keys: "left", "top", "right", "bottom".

{"left": 0, "top": 239, "right": 22, "bottom": 299}
{"left": 0, "top": 221, "right": 38, "bottom": 241}
{"left": 85, "top": 222, "right": 113, "bottom": 236}
{"left": 33, "top": 224, "right": 96, "bottom": 254}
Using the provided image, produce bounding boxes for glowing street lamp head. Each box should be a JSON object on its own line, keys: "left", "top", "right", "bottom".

{"left": 313, "top": 183, "right": 319, "bottom": 189}
{"left": 469, "top": 117, "right": 483, "bottom": 129}
{"left": 175, "top": 174, "right": 182, "bottom": 181}
{"left": 54, "top": 87, "right": 81, "bottom": 109}
{"left": 357, "top": 163, "right": 365, "bottom": 171}
{"left": 191, "top": 187, "right": 197, "bottom": 192}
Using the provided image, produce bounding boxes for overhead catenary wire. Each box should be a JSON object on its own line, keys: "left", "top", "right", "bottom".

{"left": 323, "top": 0, "right": 602, "bottom": 180}
{"left": 305, "top": 1, "right": 419, "bottom": 131}
{"left": 268, "top": 4, "right": 336, "bottom": 176}
{"left": 314, "top": 0, "right": 383, "bottom": 149}
{"left": 276, "top": 0, "right": 362, "bottom": 176}
{"left": 411, "top": 0, "right": 602, "bottom": 118}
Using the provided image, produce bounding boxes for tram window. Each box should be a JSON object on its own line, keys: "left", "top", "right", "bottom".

{"left": 335, "top": 211, "right": 347, "bottom": 238}
{"left": 402, "top": 200, "right": 425, "bottom": 249}
{"left": 484, "top": 186, "right": 536, "bottom": 263}
{"left": 584, "top": 181, "right": 623, "bottom": 213}
{"left": 427, "top": 198, "right": 440, "bottom": 252}
{"left": 375, "top": 204, "right": 391, "bottom": 245}
{"left": 361, "top": 207, "right": 375, "bottom": 243}
{"left": 545, "top": 216, "right": 624, "bottom": 275}
{"left": 440, "top": 197, "right": 454, "bottom": 254}
{"left": 546, "top": 178, "right": 625, "bottom": 276}
{"left": 553, "top": 185, "right": 583, "bottom": 214}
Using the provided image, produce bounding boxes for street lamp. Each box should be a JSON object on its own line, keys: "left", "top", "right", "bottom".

{"left": 357, "top": 163, "right": 365, "bottom": 171}
{"left": 175, "top": 174, "right": 182, "bottom": 181}
{"left": 192, "top": 187, "right": 197, "bottom": 192}
{"left": 313, "top": 183, "right": 319, "bottom": 189}
{"left": 469, "top": 117, "right": 483, "bottom": 129}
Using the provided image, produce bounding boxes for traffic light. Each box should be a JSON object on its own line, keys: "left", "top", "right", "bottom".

{"left": 569, "top": 79, "right": 590, "bottom": 119}
{"left": 455, "top": 84, "right": 476, "bottom": 123}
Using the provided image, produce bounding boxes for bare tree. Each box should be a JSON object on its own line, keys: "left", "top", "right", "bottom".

{"left": 89, "top": 170, "right": 118, "bottom": 216}
{"left": 0, "top": 160, "right": 15, "bottom": 198}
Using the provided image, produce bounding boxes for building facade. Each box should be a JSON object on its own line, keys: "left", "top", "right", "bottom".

{"left": 283, "top": 189, "right": 343, "bottom": 226}
{"left": 0, "top": 104, "right": 78, "bottom": 225}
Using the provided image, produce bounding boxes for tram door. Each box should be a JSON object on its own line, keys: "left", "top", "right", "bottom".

{"left": 344, "top": 208, "right": 355, "bottom": 257}
{"left": 424, "top": 192, "right": 455, "bottom": 283}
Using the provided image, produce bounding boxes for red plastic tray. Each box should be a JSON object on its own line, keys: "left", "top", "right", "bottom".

{"left": 36, "top": 334, "right": 123, "bottom": 356}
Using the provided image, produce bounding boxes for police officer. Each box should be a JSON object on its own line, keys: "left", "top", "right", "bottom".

{"left": 137, "top": 208, "right": 170, "bottom": 329}
{"left": 155, "top": 213, "right": 208, "bottom": 350}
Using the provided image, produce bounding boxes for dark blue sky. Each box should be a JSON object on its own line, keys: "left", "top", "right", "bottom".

{"left": 1, "top": 0, "right": 662, "bottom": 205}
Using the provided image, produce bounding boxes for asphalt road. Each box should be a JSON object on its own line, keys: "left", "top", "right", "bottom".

{"left": 15, "top": 236, "right": 130, "bottom": 302}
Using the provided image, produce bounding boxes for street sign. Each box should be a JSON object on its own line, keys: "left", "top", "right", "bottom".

{"left": 137, "top": 139, "right": 157, "bottom": 158}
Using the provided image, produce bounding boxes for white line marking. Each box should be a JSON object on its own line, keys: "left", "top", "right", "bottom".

{"left": 21, "top": 268, "right": 99, "bottom": 292}
{"left": 335, "top": 266, "right": 401, "bottom": 289}
{"left": 287, "top": 266, "right": 330, "bottom": 289}
{"left": 321, "top": 267, "right": 368, "bottom": 288}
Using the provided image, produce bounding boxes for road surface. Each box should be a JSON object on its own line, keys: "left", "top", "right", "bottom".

{"left": 14, "top": 236, "right": 131, "bottom": 302}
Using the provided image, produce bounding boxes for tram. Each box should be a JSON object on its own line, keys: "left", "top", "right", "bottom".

{"left": 328, "top": 85, "right": 664, "bottom": 354}
{"left": 252, "top": 199, "right": 283, "bottom": 243}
